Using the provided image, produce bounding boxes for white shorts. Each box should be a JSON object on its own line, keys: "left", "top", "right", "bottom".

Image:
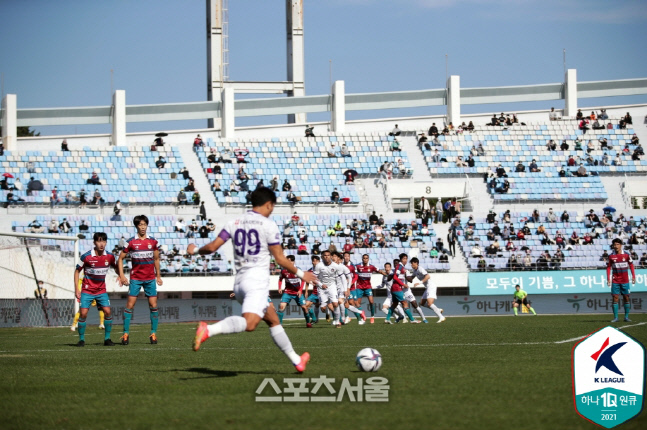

{"left": 421, "top": 284, "right": 438, "bottom": 301}
{"left": 382, "top": 297, "right": 392, "bottom": 309}
{"left": 403, "top": 289, "right": 416, "bottom": 303}
{"left": 318, "top": 286, "right": 339, "bottom": 307}
{"left": 233, "top": 273, "right": 270, "bottom": 318}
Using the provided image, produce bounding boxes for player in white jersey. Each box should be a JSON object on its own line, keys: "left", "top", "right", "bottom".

{"left": 408, "top": 257, "right": 445, "bottom": 323}
{"left": 398, "top": 253, "right": 427, "bottom": 323}
{"left": 332, "top": 252, "right": 365, "bottom": 325}
{"left": 374, "top": 262, "right": 405, "bottom": 323}
{"left": 313, "top": 250, "right": 345, "bottom": 328}
{"left": 189, "top": 189, "right": 317, "bottom": 373}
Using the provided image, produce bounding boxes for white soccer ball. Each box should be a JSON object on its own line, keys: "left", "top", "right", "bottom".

{"left": 356, "top": 347, "right": 382, "bottom": 372}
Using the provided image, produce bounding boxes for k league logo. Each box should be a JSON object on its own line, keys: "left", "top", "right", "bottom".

{"left": 573, "top": 326, "right": 645, "bottom": 428}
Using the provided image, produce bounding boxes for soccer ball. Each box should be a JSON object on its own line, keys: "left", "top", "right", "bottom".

{"left": 356, "top": 348, "right": 382, "bottom": 372}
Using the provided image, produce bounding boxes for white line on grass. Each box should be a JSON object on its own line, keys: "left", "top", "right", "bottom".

{"left": 553, "top": 322, "right": 646, "bottom": 344}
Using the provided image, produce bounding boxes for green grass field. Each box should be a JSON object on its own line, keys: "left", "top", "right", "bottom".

{"left": 1, "top": 314, "right": 645, "bottom": 430}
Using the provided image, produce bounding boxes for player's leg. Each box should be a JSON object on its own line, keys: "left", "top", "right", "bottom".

{"left": 401, "top": 297, "right": 416, "bottom": 322}
{"left": 77, "top": 306, "right": 90, "bottom": 346}
{"left": 71, "top": 297, "right": 80, "bottom": 331}
{"left": 524, "top": 298, "right": 537, "bottom": 315}
{"left": 277, "top": 294, "right": 290, "bottom": 324}
{"left": 98, "top": 307, "right": 105, "bottom": 329}
{"left": 422, "top": 290, "right": 445, "bottom": 322}
{"left": 262, "top": 305, "right": 310, "bottom": 371}
{"left": 611, "top": 292, "right": 620, "bottom": 322}
{"left": 296, "top": 295, "right": 311, "bottom": 326}
{"left": 382, "top": 297, "right": 392, "bottom": 318}
{"left": 513, "top": 300, "right": 519, "bottom": 316}
{"left": 144, "top": 280, "right": 159, "bottom": 343}
{"left": 367, "top": 294, "right": 376, "bottom": 323}
{"left": 122, "top": 281, "right": 140, "bottom": 344}
{"left": 95, "top": 294, "right": 114, "bottom": 345}
{"left": 622, "top": 293, "right": 631, "bottom": 321}
{"left": 410, "top": 299, "right": 427, "bottom": 322}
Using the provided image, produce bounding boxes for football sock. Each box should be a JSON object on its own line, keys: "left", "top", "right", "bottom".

{"left": 370, "top": 303, "right": 376, "bottom": 317}
{"left": 430, "top": 304, "right": 443, "bottom": 318}
{"left": 624, "top": 303, "right": 630, "bottom": 318}
{"left": 382, "top": 306, "right": 389, "bottom": 315}
{"left": 303, "top": 310, "right": 310, "bottom": 324}
{"left": 308, "top": 308, "right": 317, "bottom": 322}
{"left": 396, "top": 306, "right": 406, "bottom": 318}
{"left": 404, "top": 308, "right": 415, "bottom": 321}
{"left": 269, "top": 325, "right": 301, "bottom": 366}
{"left": 104, "top": 317, "right": 112, "bottom": 340}
{"left": 415, "top": 305, "right": 426, "bottom": 320}
{"left": 123, "top": 308, "right": 133, "bottom": 334}
{"left": 207, "top": 316, "right": 247, "bottom": 336}
{"left": 99, "top": 310, "right": 105, "bottom": 326}
{"left": 344, "top": 308, "right": 349, "bottom": 318}
{"left": 313, "top": 307, "right": 319, "bottom": 322}
{"left": 612, "top": 304, "right": 619, "bottom": 319}
{"left": 73, "top": 312, "right": 80, "bottom": 326}
{"left": 150, "top": 307, "right": 159, "bottom": 334}
{"left": 529, "top": 307, "right": 537, "bottom": 315}
{"left": 278, "top": 310, "right": 284, "bottom": 324}
{"left": 78, "top": 318, "right": 86, "bottom": 341}
{"left": 347, "top": 305, "right": 361, "bottom": 316}
{"left": 513, "top": 307, "right": 518, "bottom": 316}
{"left": 333, "top": 306, "right": 341, "bottom": 323}
{"left": 386, "top": 307, "right": 393, "bottom": 321}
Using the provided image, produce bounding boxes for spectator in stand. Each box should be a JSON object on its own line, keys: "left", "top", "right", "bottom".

{"left": 495, "top": 164, "right": 507, "bottom": 178}
{"left": 212, "top": 180, "right": 221, "bottom": 192}
{"left": 631, "top": 133, "right": 639, "bottom": 146}
{"left": 305, "top": 125, "right": 315, "bottom": 138}
{"left": 529, "top": 159, "right": 541, "bottom": 172}
{"left": 515, "top": 161, "right": 525, "bottom": 172}
{"left": 113, "top": 200, "right": 122, "bottom": 216}
{"left": 220, "top": 148, "right": 233, "bottom": 164}
{"left": 597, "top": 109, "right": 608, "bottom": 120}
{"left": 177, "top": 189, "right": 188, "bottom": 205}
{"left": 547, "top": 140, "right": 557, "bottom": 151}
{"left": 431, "top": 149, "right": 441, "bottom": 163}
{"left": 418, "top": 133, "right": 429, "bottom": 149}
{"left": 61, "top": 139, "right": 69, "bottom": 151}
{"left": 576, "top": 109, "right": 583, "bottom": 120}
{"left": 456, "top": 156, "right": 467, "bottom": 167}
{"left": 58, "top": 218, "right": 71, "bottom": 233}
{"left": 549, "top": 107, "right": 559, "bottom": 121}
{"left": 330, "top": 188, "right": 340, "bottom": 204}
{"left": 466, "top": 121, "right": 475, "bottom": 131}
{"left": 466, "top": 155, "right": 475, "bottom": 167}
{"left": 192, "top": 191, "right": 201, "bottom": 205}
{"left": 428, "top": 123, "right": 439, "bottom": 137}
{"left": 50, "top": 186, "right": 60, "bottom": 207}
{"left": 614, "top": 154, "right": 622, "bottom": 166}
{"left": 592, "top": 119, "right": 604, "bottom": 130}
{"left": 640, "top": 253, "right": 647, "bottom": 268}
{"left": 488, "top": 114, "right": 499, "bottom": 126}
{"left": 546, "top": 209, "right": 557, "bottom": 223}
{"left": 389, "top": 124, "right": 402, "bottom": 136}
{"left": 340, "top": 143, "right": 351, "bottom": 157}
{"left": 234, "top": 149, "right": 249, "bottom": 163}
{"left": 390, "top": 139, "right": 401, "bottom": 152}
{"left": 48, "top": 219, "right": 58, "bottom": 233}
{"left": 179, "top": 167, "right": 190, "bottom": 180}
{"left": 28, "top": 219, "right": 44, "bottom": 234}
{"left": 174, "top": 218, "right": 186, "bottom": 233}
{"left": 282, "top": 179, "right": 292, "bottom": 192}
{"left": 194, "top": 134, "right": 204, "bottom": 147}
{"left": 560, "top": 140, "right": 569, "bottom": 151}
{"left": 447, "top": 230, "right": 457, "bottom": 257}
{"left": 624, "top": 112, "right": 633, "bottom": 125}
{"left": 567, "top": 155, "right": 576, "bottom": 167}
{"left": 560, "top": 210, "right": 570, "bottom": 223}
{"left": 87, "top": 171, "right": 101, "bottom": 185}
{"left": 286, "top": 190, "right": 298, "bottom": 205}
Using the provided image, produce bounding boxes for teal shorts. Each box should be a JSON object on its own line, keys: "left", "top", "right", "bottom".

{"left": 306, "top": 293, "right": 319, "bottom": 304}
{"left": 80, "top": 292, "right": 110, "bottom": 309}
{"left": 611, "top": 283, "right": 631, "bottom": 295}
{"left": 355, "top": 288, "right": 373, "bottom": 298}
{"left": 281, "top": 292, "right": 306, "bottom": 306}
{"left": 391, "top": 291, "right": 405, "bottom": 303}
{"left": 129, "top": 279, "right": 157, "bottom": 297}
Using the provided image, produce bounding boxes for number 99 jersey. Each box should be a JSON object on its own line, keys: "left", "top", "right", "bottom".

{"left": 218, "top": 210, "right": 281, "bottom": 275}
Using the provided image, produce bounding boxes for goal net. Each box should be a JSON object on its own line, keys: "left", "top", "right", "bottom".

{"left": 0, "top": 231, "right": 79, "bottom": 327}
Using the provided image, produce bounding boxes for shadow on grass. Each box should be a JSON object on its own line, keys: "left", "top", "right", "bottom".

{"left": 168, "top": 367, "right": 293, "bottom": 380}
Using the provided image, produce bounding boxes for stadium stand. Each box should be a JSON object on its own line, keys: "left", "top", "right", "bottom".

{"left": 271, "top": 213, "right": 450, "bottom": 272}
{"left": 195, "top": 134, "right": 412, "bottom": 206}
{"left": 0, "top": 146, "right": 194, "bottom": 205}
{"left": 11, "top": 215, "right": 230, "bottom": 275}
{"left": 419, "top": 119, "right": 642, "bottom": 201}
{"left": 452, "top": 210, "right": 647, "bottom": 271}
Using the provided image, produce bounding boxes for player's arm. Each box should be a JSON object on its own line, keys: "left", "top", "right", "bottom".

{"left": 606, "top": 260, "right": 612, "bottom": 285}
{"left": 187, "top": 235, "right": 226, "bottom": 256}
{"left": 269, "top": 244, "right": 317, "bottom": 284}
{"left": 277, "top": 272, "right": 284, "bottom": 294}
{"left": 154, "top": 249, "right": 163, "bottom": 286}
{"left": 415, "top": 273, "right": 431, "bottom": 287}
{"left": 117, "top": 249, "right": 130, "bottom": 286}
{"left": 629, "top": 260, "right": 636, "bottom": 284}
{"left": 297, "top": 279, "right": 305, "bottom": 297}
{"left": 74, "top": 266, "right": 82, "bottom": 301}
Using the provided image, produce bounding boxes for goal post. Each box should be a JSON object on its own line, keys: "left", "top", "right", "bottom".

{"left": 0, "top": 231, "right": 79, "bottom": 327}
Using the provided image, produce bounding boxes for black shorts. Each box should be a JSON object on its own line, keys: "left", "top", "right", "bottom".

{"left": 514, "top": 298, "right": 529, "bottom": 306}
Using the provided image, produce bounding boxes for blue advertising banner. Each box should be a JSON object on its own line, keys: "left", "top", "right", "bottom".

{"left": 468, "top": 269, "right": 647, "bottom": 296}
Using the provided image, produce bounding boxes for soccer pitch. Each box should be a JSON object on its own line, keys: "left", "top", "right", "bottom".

{"left": 1, "top": 315, "right": 645, "bottom": 430}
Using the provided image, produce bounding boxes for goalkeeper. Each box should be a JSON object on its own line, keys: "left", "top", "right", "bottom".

{"left": 512, "top": 284, "right": 537, "bottom": 316}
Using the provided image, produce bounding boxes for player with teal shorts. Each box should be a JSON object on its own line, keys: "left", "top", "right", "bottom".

{"left": 303, "top": 255, "right": 321, "bottom": 323}
{"left": 277, "top": 255, "right": 311, "bottom": 327}
{"left": 607, "top": 238, "right": 636, "bottom": 322}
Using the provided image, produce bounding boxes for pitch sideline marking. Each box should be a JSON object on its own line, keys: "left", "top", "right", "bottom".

{"left": 553, "top": 321, "right": 646, "bottom": 344}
